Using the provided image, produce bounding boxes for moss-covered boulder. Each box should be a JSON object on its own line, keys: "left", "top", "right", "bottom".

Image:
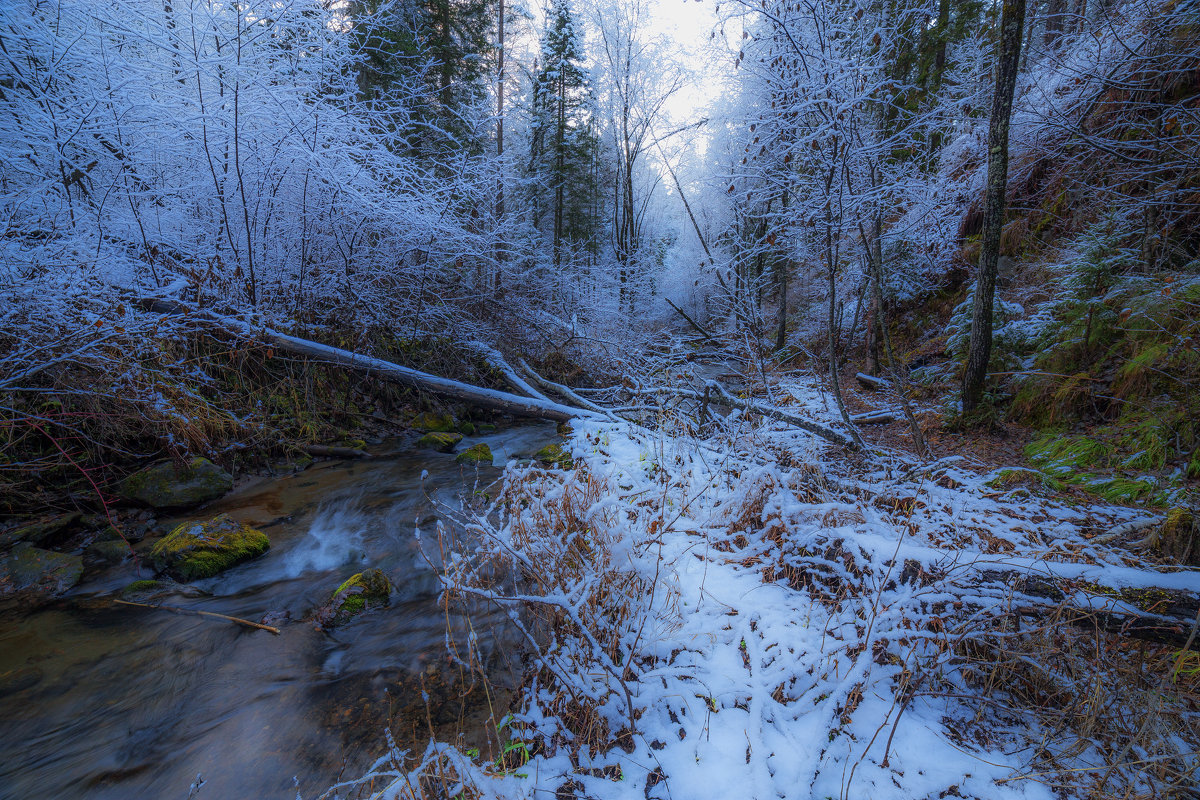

{"left": 0, "top": 512, "right": 82, "bottom": 550}
{"left": 534, "top": 443, "right": 574, "bottom": 469}
{"left": 411, "top": 411, "right": 455, "bottom": 432}
{"left": 0, "top": 544, "right": 84, "bottom": 596}
{"left": 455, "top": 443, "right": 493, "bottom": 466}
{"left": 328, "top": 569, "right": 392, "bottom": 624}
{"left": 149, "top": 514, "right": 269, "bottom": 581}
{"left": 457, "top": 421, "right": 477, "bottom": 436}
{"left": 418, "top": 431, "right": 463, "bottom": 452}
{"left": 118, "top": 457, "right": 233, "bottom": 510}
{"left": 83, "top": 539, "right": 131, "bottom": 569}
{"left": 1148, "top": 507, "right": 1198, "bottom": 565}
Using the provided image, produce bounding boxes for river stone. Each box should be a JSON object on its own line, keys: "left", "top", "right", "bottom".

{"left": 84, "top": 539, "right": 131, "bottom": 568}
{"left": 455, "top": 443, "right": 493, "bottom": 466}
{"left": 411, "top": 411, "right": 455, "bottom": 432}
{"left": 418, "top": 432, "right": 462, "bottom": 452}
{"left": 0, "top": 544, "right": 84, "bottom": 596}
{"left": 328, "top": 569, "right": 392, "bottom": 624}
{"left": 149, "top": 514, "right": 269, "bottom": 581}
{"left": 118, "top": 457, "right": 233, "bottom": 510}
{"left": 0, "top": 512, "right": 82, "bottom": 550}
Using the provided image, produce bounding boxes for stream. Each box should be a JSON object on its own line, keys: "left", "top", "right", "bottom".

{"left": 0, "top": 423, "right": 560, "bottom": 800}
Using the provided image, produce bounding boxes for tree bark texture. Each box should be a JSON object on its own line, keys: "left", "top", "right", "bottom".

{"left": 962, "top": 0, "right": 1026, "bottom": 413}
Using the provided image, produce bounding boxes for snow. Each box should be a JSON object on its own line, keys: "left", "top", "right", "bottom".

{"left": 340, "top": 371, "right": 1193, "bottom": 800}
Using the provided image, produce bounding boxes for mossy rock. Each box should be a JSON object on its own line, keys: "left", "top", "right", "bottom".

{"left": 149, "top": 514, "right": 269, "bottom": 581}
{"left": 328, "top": 569, "right": 392, "bottom": 624}
{"left": 534, "top": 443, "right": 574, "bottom": 469}
{"left": 411, "top": 411, "right": 455, "bottom": 433}
{"left": 120, "top": 579, "right": 165, "bottom": 598}
{"left": 118, "top": 457, "right": 233, "bottom": 510}
{"left": 0, "top": 544, "right": 83, "bottom": 596}
{"left": 1146, "top": 507, "right": 1198, "bottom": 565}
{"left": 0, "top": 512, "right": 82, "bottom": 550}
{"left": 457, "top": 421, "right": 477, "bottom": 436}
{"left": 418, "top": 432, "right": 463, "bottom": 452}
{"left": 83, "top": 539, "right": 131, "bottom": 568}
{"left": 455, "top": 443, "right": 493, "bottom": 466}
{"left": 477, "top": 423, "right": 498, "bottom": 434}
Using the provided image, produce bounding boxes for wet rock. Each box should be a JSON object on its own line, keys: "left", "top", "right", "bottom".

{"left": 0, "top": 544, "right": 84, "bottom": 596}
{"left": 120, "top": 579, "right": 166, "bottom": 598}
{"left": 84, "top": 539, "right": 131, "bottom": 569}
{"left": 534, "top": 443, "right": 574, "bottom": 469}
{"left": 326, "top": 569, "right": 392, "bottom": 625}
{"left": 455, "top": 443, "right": 493, "bottom": 466}
{"left": 477, "top": 423, "right": 498, "bottom": 434}
{"left": 118, "top": 457, "right": 233, "bottom": 510}
{"left": 149, "top": 514, "right": 269, "bottom": 581}
{"left": 411, "top": 411, "right": 455, "bottom": 432}
{"left": 0, "top": 512, "right": 82, "bottom": 550}
{"left": 417, "top": 432, "right": 462, "bottom": 452}
{"left": 0, "top": 666, "right": 43, "bottom": 698}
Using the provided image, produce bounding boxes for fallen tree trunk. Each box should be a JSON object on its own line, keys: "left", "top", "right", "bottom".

{"left": 979, "top": 570, "right": 1200, "bottom": 650}
{"left": 137, "top": 298, "right": 595, "bottom": 424}
{"left": 851, "top": 410, "right": 899, "bottom": 425}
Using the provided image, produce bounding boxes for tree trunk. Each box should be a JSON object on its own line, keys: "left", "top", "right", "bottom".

{"left": 962, "top": 0, "right": 1026, "bottom": 413}
{"left": 137, "top": 299, "right": 589, "bottom": 423}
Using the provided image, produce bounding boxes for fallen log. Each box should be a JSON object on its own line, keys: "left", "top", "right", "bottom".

{"left": 518, "top": 359, "right": 615, "bottom": 418}
{"left": 137, "top": 298, "right": 596, "bottom": 424}
{"left": 851, "top": 410, "right": 899, "bottom": 425}
{"left": 975, "top": 570, "right": 1200, "bottom": 650}
{"left": 304, "top": 444, "right": 369, "bottom": 459}
{"left": 855, "top": 372, "right": 891, "bottom": 391}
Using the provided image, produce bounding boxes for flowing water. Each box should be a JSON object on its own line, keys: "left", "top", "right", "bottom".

{"left": 0, "top": 423, "right": 560, "bottom": 800}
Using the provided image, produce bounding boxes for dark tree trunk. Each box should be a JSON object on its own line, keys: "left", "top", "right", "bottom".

{"left": 962, "top": 0, "right": 1026, "bottom": 413}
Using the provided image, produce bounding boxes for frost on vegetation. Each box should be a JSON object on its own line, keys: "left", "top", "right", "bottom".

{"left": 334, "top": 382, "right": 1198, "bottom": 800}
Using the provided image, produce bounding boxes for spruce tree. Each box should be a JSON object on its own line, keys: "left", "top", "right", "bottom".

{"left": 528, "top": 0, "right": 599, "bottom": 267}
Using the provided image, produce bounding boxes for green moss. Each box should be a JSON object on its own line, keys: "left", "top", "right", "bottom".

{"left": 411, "top": 411, "right": 455, "bottom": 432}
{"left": 418, "top": 432, "right": 462, "bottom": 452}
{"left": 121, "top": 579, "right": 164, "bottom": 597}
{"left": 534, "top": 443, "right": 574, "bottom": 469}
{"left": 457, "top": 421, "right": 477, "bottom": 436}
{"left": 118, "top": 457, "right": 233, "bottom": 510}
{"left": 329, "top": 569, "right": 392, "bottom": 623}
{"left": 149, "top": 514, "right": 269, "bottom": 581}
{"left": 455, "top": 443, "right": 493, "bottom": 465}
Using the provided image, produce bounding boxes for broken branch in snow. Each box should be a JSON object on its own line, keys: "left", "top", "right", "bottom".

{"left": 665, "top": 298, "right": 715, "bottom": 342}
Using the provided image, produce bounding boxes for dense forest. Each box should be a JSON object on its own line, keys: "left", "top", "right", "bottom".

{"left": 0, "top": 0, "right": 1197, "bottom": 798}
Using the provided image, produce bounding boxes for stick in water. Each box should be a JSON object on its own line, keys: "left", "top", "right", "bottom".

{"left": 114, "top": 598, "right": 281, "bottom": 634}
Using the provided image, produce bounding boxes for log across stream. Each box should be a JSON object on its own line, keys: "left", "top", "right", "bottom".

{"left": 0, "top": 423, "right": 562, "bottom": 800}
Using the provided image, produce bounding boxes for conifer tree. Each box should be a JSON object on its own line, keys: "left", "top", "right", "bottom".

{"left": 528, "top": 0, "right": 600, "bottom": 267}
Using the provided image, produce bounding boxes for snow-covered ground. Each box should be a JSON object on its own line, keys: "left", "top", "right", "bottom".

{"left": 332, "top": 375, "right": 1198, "bottom": 800}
